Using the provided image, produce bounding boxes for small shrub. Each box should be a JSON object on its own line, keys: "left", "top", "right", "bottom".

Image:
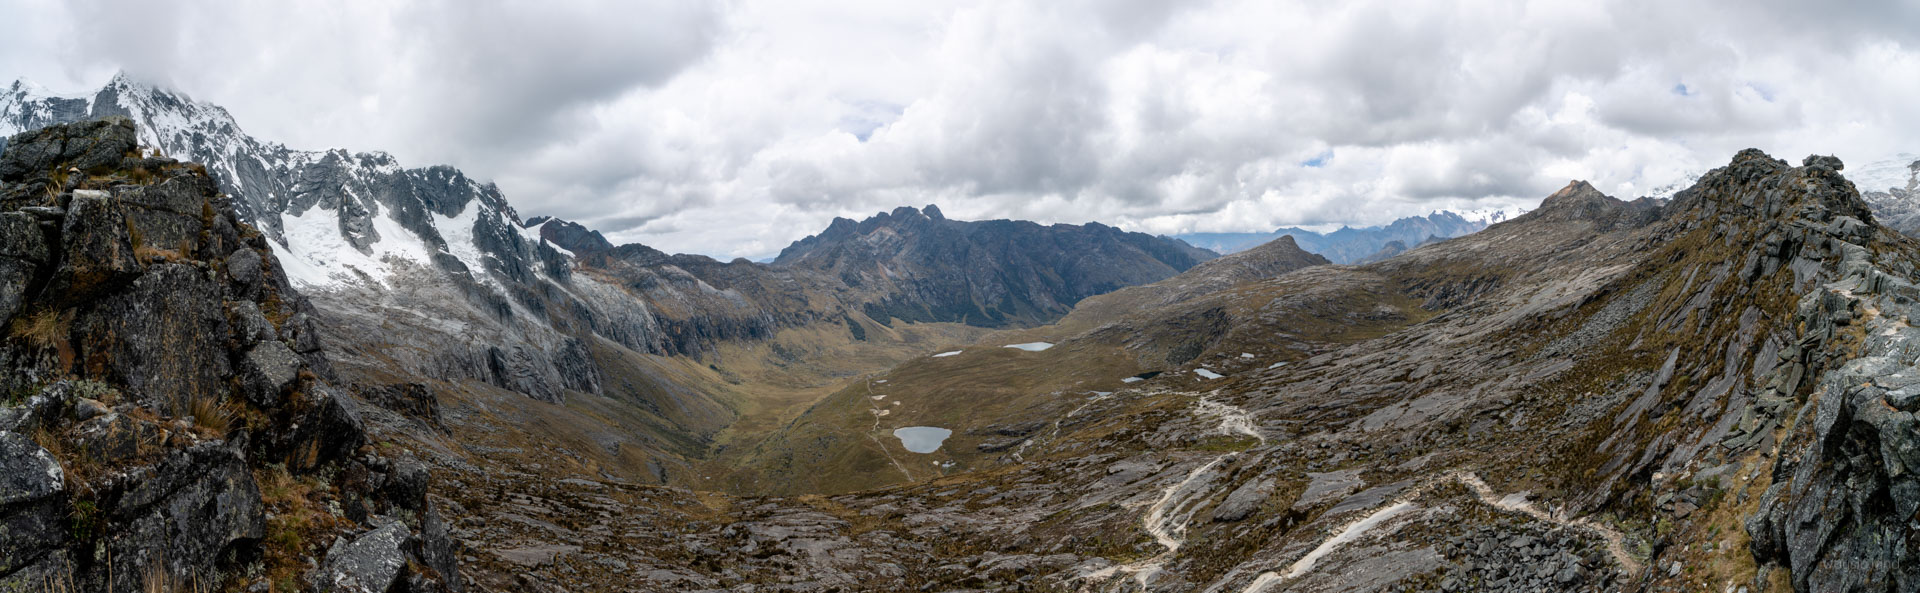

{"left": 68, "top": 499, "right": 102, "bottom": 542}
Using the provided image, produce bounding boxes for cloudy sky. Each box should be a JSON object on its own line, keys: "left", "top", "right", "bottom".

{"left": 4, "top": 0, "right": 1918, "bottom": 258}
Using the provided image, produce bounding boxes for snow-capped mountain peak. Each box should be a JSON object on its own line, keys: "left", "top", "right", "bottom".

{"left": 0, "top": 72, "right": 559, "bottom": 297}
{"left": 1849, "top": 153, "right": 1920, "bottom": 195}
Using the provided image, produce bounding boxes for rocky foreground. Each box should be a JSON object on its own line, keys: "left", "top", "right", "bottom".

{"left": 0, "top": 119, "right": 458, "bottom": 592}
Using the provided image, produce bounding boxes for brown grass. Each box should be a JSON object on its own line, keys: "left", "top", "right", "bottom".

{"left": 186, "top": 396, "right": 231, "bottom": 437}
{"left": 257, "top": 465, "right": 336, "bottom": 593}
{"left": 140, "top": 555, "right": 213, "bottom": 593}
{"left": 134, "top": 245, "right": 186, "bottom": 264}
{"left": 11, "top": 309, "right": 72, "bottom": 350}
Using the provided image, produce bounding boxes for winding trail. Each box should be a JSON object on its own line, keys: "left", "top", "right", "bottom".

{"left": 1196, "top": 392, "right": 1265, "bottom": 444}
{"left": 1081, "top": 394, "right": 1266, "bottom": 591}
{"left": 1233, "top": 470, "right": 1641, "bottom": 593}
{"left": 861, "top": 377, "right": 914, "bottom": 481}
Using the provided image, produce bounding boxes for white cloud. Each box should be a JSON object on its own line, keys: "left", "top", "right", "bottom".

{"left": 2, "top": 0, "right": 1915, "bottom": 258}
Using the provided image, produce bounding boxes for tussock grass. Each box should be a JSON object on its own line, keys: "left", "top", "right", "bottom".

{"left": 258, "top": 464, "right": 334, "bottom": 593}
{"left": 187, "top": 395, "right": 231, "bottom": 437}
{"left": 12, "top": 310, "right": 72, "bottom": 350}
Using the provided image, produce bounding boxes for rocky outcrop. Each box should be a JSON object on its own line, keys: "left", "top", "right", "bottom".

{"left": 1737, "top": 153, "right": 1920, "bottom": 592}
{"left": 0, "top": 119, "right": 459, "bottom": 592}
{"left": 0, "top": 116, "right": 134, "bottom": 180}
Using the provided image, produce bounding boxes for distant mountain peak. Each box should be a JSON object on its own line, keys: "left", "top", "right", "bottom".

{"left": 774, "top": 203, "right": 1216, "bottom": 327}
{"left": 1178, "top": 210, "right": 1498, "bottom": 264}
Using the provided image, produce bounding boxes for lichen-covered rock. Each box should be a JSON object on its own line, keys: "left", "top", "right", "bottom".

{"left": 226, "top": 246, "right": 264, "bottom": 299}
{"left": 0, "top": 115, "right": 136, "bottom": 181}
{"left": 116, "top": 174, "right": 216, "bottom": 216}
{"left": 317, "top": 520, "right": 410, "bottom": 593}
{"left": 229, "top": 300, "right": 277, "bottom": 347}
{"left": 383, "top": 456, "right": 430, "bottom": 513}
{"left": 55, "top": 190, "right": 142, "bottom": 299}
{"left": 239, "top": 339, "right": 303, "bottom": 407}
{"left": 414, "top": 502, "right": 464, "bottom": 593}
{"left": 276, "top": 384, "right": 368, "bottom": 472}
{"left": 97, "top": 442, "right": 265, "bottom": 591}
{"left": 71, "top": 263, "right": 230, "bottom": 414}
{"left": 0, "top": 211, "right": 48, "bottom": 264}
{"left": 0, "top": 431, "right": 62, "bottom": 506}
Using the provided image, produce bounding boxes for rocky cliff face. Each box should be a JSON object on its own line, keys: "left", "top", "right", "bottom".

{"left": 0, "top": 74, "right": 616, "bottom": 406}
{"left": 1728, "top": 153, "right": 1920, "bottom": 592}
{"left": 776, "top": 204, "right": 1217, "bottom": 327}
{"left": 0, "top": 119, "right": 457, "bottom": 593}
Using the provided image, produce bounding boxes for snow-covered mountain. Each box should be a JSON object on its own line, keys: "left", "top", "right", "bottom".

{"left": 0, "top": 74, "right": 565, "bottom": 295}
{"left": 1850, "top": 153, "right": 1920, "bottom": 236}
{"left": 1850, "top": 153, "right": 1920, "bottom": 195}
{"left": 2, "top": 74, "right": 607, "bottom": 402}
{"left": 0, "top": 74, "right": 1220, "bottom": 406}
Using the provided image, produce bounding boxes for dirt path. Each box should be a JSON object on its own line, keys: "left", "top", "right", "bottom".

{"left": 861, "top": 377, "right": 914, "bottom": 482}
{"left": 1233, "top": 470, "right": 1642, "bottom": 592}
{"left": 1454, "top": 472, "right": 1642, "bottom": 575}
{"left": 1081, "top": 393, "right": 1263, "bottom": 591}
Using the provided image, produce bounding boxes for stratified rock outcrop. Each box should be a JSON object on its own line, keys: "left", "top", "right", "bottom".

{"left": 1735, "top": 153, "right": 1920, "bottom": 592}
{"left": 0, "top": 118, "right": 459, "bottom": 592}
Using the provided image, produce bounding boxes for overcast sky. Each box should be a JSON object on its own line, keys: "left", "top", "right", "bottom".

{"left": 4, "top": 0, "right": 1918, "bottom": 258}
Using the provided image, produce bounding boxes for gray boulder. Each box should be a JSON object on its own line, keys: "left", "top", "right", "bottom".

{"left": 0, "top": 430, "right": 63, "bottom": 506}
{"left": 100, "top": 442, "right": 265, "bottom": 590}
{"left": 415, "top": 503, "right": 464, "bottom": 593}
{"left": 70, "top": 264, "right": 231, "bottom": 414}
{"left": 239, "top": 340, "right": 303, "bottom": 407}
{"left": 226, "top": 246, "right": 264, "bottom": 299}
{"left": 55, "top": 190, "right": 142, "bottom": 300}
{"left": 318, "top": 520, "right": 411, "bottom": 593}
{"left": 1212, "top": 477, "right": 1274, "bottom": 522}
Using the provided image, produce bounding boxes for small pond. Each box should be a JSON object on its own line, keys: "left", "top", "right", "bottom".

{"left": 892, "top": 426, "right": 953, "bottom": 453}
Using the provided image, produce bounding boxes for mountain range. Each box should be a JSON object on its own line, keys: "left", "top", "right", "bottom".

{"left": 0, "top": 73, "right": 1223, "bottom": 480}
{"left": 5, "top": 74, "right": 1920, "bottom": 593}
{"left": 1175, "top": 209, "right": 1518, "bottom": 264}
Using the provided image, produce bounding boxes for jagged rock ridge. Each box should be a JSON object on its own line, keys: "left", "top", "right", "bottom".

{"left": 0, "top": 119, "right": 457, "bottom": 593}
